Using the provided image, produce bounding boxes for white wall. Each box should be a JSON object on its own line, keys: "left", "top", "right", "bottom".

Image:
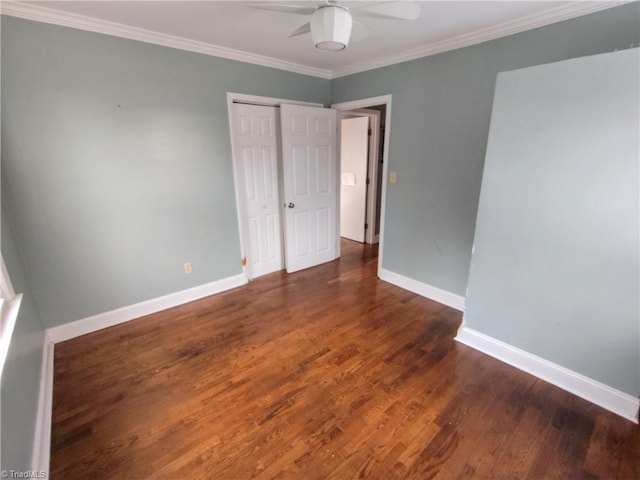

{"left": 463, "top": 48, "right": 639, "bottom": 398}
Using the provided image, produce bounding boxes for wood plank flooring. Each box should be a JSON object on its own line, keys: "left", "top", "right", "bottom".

{"left": 51, "top": 239, "right": 639, "bottom": 479}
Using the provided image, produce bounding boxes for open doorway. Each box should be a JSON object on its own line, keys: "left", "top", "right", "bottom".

{"left": 339, "top": 106, "right": 385, "bottom": 245}
{"left": 333, "top": 95, "right": 391, "bottom": 277}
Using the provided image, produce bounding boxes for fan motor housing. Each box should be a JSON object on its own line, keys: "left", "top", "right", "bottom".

{"left": 311, "top": 5, "right": 353, "bottom": 51}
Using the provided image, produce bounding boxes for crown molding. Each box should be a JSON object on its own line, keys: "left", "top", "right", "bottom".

{"left": 0, "top": 1, "right": 628, "bottom": 81}
{"left": 329, "top": 1, "right": 628, "bottom": 79}
{"left": 0, "top": 1, "right": 332, "bottom": 79}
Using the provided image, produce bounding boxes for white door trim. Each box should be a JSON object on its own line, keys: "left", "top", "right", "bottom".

{"left": 227, "top": 92, "right": 323, "bottom": 109}
{"left": 227, "top": 93, "right": 324, "bottom": 279}
{"left": 331, "top": 95, "right": 392, "bottom": 278}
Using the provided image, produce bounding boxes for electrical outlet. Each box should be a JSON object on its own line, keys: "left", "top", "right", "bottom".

{"left": 184, "top": 262, "right": 193, "bottom": 274}
{"left": 389, "top": 171, "right": 397, "bottom": 184}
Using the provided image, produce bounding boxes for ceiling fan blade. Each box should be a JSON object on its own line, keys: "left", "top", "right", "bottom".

{"left": 289, "top": 22, "right": 311, "bottom": 38}
{"left": 353, "top": 1, "right": 421, "bottom": 21}
{"left": 350, "top": 21, "right": 370, "bottom": 43}
{"left": 245, "top": 3, "right": 317, "bottom": 16}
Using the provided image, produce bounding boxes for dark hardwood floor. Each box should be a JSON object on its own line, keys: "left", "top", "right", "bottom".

{"left": 51, "top": 239, "right": 639, "bottom": 479}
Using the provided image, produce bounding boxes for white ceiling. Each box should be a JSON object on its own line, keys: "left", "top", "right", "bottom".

{"left": 3, "top": 1, "right": 625, "bottom": 78}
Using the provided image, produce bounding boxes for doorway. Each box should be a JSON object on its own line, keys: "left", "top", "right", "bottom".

{"left": 339, "top": 107, "right": 385, "bottom": 245}
{"left": 333, "top": 95, "right": 392, "bottom": 278}
{"left": 229, "top": 93, "right": 392, "bottom": 281}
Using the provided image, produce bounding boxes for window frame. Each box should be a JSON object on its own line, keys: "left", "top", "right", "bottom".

{"left": 0, "top": 254, "right": 23, "bottom": 379}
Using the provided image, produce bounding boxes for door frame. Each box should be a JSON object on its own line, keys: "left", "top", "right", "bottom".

{"left": 226, "top": 92, "right": 323, "bottom": 279}
{"left": 331, "top": 95, "right": 392, "bottom": 278}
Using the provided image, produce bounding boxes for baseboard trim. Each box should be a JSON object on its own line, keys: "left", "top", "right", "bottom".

{"left": 48, "top": 274, "right": 247, "bottom": 343}
{"left": 31, "top": 331, "right": 54, "bottom": 474}
{"left": 379, "top": 268, "right": 465, "bottom": 311}
{"left": 455, "top": 326, "right": 639, "bottom": 424}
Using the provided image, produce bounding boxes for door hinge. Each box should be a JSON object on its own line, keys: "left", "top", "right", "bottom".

{"left": 366, "top": 178, "right": 370, "bottom": 185}
{"left": 368, "top": 128, "right": 372, "bottom": 136}
{"left": 364, "top": 223, "right": 369, "bottom": 229}
{"left": 241, "top": 256, "right": 247, "bottom": 267}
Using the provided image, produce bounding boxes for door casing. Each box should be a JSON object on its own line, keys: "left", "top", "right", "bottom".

{"left": 332, "top": 95, "right": 392, "bottom": 279}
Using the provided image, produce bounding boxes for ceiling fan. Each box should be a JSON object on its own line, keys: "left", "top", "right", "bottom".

{"left": 247, "top": 1, "right": 421, "bottom": 52}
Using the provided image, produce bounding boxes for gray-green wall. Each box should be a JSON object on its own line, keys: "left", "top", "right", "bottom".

{"left": 1, "top": 16, "right": 330, "bottom": 329}
{"left": 464, "top": 48, "right": 639, "bottom": 397}
{"left": 1, "top": 211, "right": 46, "bottom": 471}
{"left": 331, "top": 2, "right": 640, "bottom": 297}
{"left": 0, "top": 14, "right": 329, "bottom": 472}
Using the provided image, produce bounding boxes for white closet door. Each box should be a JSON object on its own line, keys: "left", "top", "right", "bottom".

{"left": 233, "top": 104, "right": 283, "bottom": 278}
{"left": 280, "top": 104, "right": 338, "bottom": 273}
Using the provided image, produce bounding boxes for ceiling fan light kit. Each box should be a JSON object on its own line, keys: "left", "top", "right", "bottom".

{"left": 251, "top": 1, "right": 420, "bottom": 52}
{"left": 311, "top": 5, "right": 353, "bottom": 52}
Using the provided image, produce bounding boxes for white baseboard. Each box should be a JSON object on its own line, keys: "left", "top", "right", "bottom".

{"left": 31, "top": 331, "right": 54, "bottom": 475}
{"left": 379, "top": 268, "right": 465, "bottom": 311}
{"left": 455, "top": 326, "right": 639, "bottom": 424}
{"left": 48, "top": 274, "right": 247, "bottom": 343}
